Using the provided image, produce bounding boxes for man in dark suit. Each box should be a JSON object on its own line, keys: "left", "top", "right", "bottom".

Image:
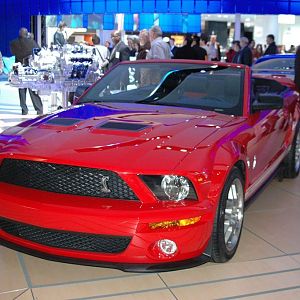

{"left": 10, "top": 27, "right": 43, "bottom": 115}
{"left": 108, "top": 30, "right": 130, "bottom": 69}
{"left": 174, "top": 36, "right": 198, "bottom": 60}
{"left": 264, "top": 34, "right": 278, "bottom": 55}
{"left": 192, "top": 35, "right": 207, "bottom": 60}
{"left": 235, "top": 37, "right": 253, "bottom": 66}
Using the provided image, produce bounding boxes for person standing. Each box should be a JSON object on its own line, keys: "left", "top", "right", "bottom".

{"left": 146, "top": 25, "right": 171, "bottom": 60}
{"left": 108, "top": 30, "right": 130, "bottom": 69}
{"left": 53, "top": 21, "right": 67, "bottom": 47}
{"left": 235, "top": 37, "right": 253, "bottom": 66}
{"left": 174, "top": 36, "right": 198, "bottom": 60}
{"left": 92, "top": 34, "right": 110, "bottom": 73}
{"left": 127, "top": 36, "right": 138, "bottom": 57}
{"left": 104, "top": 40, "right": 113, "bottom": 53}
{"left": 207, "top": 34, "right": 221, "bottom": 61}
{"left": 232, "top": 42, "right": 241, "bottom": 63}
{"left": 192, "top": 35, "right": 207, "bottom": 60}
{"left": 226, "top": 40, "right": 239, "bottom": 63}
{"left": 199, "top": 33, "right": 210, "bottom": 61}
{"left": 137, "top": 29, "right": 151, "bottom": 60}
{"left": 10, "top": 27, "right": 43, "bottom": 115}
{"left": 253, "top": 44, "right": 263, "bottom": 62}
{"left": 295, "top": 46, "right": 300, "bottom": 92}
{"left": 264, "top": 34, "right": 278, "bottom": 55}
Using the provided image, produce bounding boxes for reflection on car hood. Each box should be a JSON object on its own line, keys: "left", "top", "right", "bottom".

{"left": 0, "top": 103, "right": 235, "bottom": 171}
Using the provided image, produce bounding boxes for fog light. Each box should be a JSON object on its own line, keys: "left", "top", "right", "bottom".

{"left": 158, "top": 239, "right": 178, "bottom": 256}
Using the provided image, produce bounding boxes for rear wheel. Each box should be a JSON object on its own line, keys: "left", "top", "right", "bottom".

{"left": 284, "top": 123, "right": 300, "bottom": 178}
{"left": 211, "top": 167, "right": 245, "bottom": 263}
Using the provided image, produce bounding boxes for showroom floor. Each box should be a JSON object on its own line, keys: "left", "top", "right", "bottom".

{"left": 1, "top": 82, "right": 300, "bottom": 299}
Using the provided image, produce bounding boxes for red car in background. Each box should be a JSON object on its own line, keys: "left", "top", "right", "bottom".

{"left": 0, "top": 61, "right": 299, "bottom": 271}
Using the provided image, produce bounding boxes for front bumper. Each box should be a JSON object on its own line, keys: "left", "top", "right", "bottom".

{"left": 0, "top": 182, "right": 214, "bottom": 271}
{"left": 0, "top": 237, "right": 211, "bottom": 272}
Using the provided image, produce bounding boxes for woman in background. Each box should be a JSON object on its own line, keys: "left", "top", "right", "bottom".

{"left": 253, "top": 44, "right": 263, "bottom": 62}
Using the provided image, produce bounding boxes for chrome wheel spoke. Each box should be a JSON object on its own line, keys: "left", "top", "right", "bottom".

{"left": 224, "top": 178, "right": 244, "bottom": 252}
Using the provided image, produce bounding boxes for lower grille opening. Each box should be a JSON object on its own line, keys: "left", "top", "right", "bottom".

{"left": 0, "top": 218, "right": 131, "bottom": 254}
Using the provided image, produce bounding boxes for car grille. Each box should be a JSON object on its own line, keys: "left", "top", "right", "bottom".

{"left": 0, "top": 218, "right": 131, "bottom": 253}
{"left": 0, "top": 158, "right": 138, "bottom": 200}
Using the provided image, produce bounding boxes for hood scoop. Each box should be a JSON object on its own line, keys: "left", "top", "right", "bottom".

{"left": 98, "top": 121, "right": 149, "bottom": 132}
{"left": 44, "top": 118, "right": 83, "bottom": 126}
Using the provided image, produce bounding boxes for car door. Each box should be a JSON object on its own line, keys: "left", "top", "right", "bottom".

{"left": 246, "top": 79, "right": 289, "bottom": 189}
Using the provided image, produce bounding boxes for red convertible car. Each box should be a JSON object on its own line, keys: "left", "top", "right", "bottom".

{"left": 0, "top": 60, "right": 299, "bottom": 271}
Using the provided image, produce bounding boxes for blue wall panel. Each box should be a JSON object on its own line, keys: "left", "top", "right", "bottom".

{"left": 118, "top": 0, "right": 131, "bottom": 13}
{"left": 143, "top": 0, "right": 155, "bottom": 13}
{"left": 1, "top": 0, "right": 300, "bottom": 56}
{"left": 221, "top": 1, "right": 236, "bottom": 13}
{"left": 106, "top": 1, "right": 118, "bottom": 13}
{"left": 103, "top": 14, "right": 115, "bottom": 29}
{"left": 60, "top": 1, "right": 72, "bottom": 14}
{"left": 275, "top": 1, "right": 290, "bottom": 14}
{"left": 291, "top": 2, "right": 300, "bottom": 13}
{"left": 207, "top": 1, "right": 221, "bottom": 13}
{"left": 131, "top": 0, "right": 143, "bottom": 13}
{"left": 82, "top": 1, "right": 94, "bottom": 14}
{"left": 71, "top": 0, "right": 82, "bottom": 14}
{"left": 156, "top": 1, "right": 169, "bottom": 13}
{"left": 194, "top": 1, "right": 207, "bottom": 13}
{"left": 94, "top": 0, "right": 106, "bottom": 13}
{"left": 186, "top": 14, "right": 201, "bottom": 33}
{"left": 181, "top": 1, "right": 195, "bottom": 13}
{"left": 160, "top": 14, "right": 182, "bottom": 31}
{"left": 139, "top": 14, "right": 155, "bottom": 29}
{"left": 169, "top": 1, "right": 182, "bottom": 13}
{"left": 124, "top": 14, "right": 134, "bottom": 30}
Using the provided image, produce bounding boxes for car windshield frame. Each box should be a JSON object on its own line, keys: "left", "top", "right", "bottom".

{"left": 79, "top": 62, "right": 245, "bottom": 116}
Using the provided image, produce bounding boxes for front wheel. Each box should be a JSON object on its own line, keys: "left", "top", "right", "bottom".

{"left": 284, "top": 123, "right": 300, "bottom": 179}
{"left": 211, "top": 167, "right": 245, "bottom": 263}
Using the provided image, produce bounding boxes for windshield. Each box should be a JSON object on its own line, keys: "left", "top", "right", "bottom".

{"left": 253, "top": 57, "right": 295, "bottom": 71}
{"left": 79, "top": 62, "right": 244, "bottom": 115}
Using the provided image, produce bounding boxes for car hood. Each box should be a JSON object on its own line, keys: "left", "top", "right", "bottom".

{"left": 0, "top": 103, "right": 234, "bottom": 172}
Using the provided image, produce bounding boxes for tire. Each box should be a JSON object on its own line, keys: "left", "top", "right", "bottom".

{"left": 211, "top": 167, "right": 245, "bottom": 263}
{"left": 284, "top": 123, "right": 300, "bottom": 179}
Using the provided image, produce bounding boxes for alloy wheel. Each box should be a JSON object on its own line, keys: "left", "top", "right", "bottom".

{"left": 224, "top": 178, "right": 244, "bottom": 252}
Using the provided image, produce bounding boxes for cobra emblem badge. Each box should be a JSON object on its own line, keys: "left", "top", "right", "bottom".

{"left": 99, "top": 175, "right": 111, "bottom": 193}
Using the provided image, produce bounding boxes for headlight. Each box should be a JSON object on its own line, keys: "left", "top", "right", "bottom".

{"left": 161, "top": 175, "right": 189, "bottom": 201}
{"left": 140, "top": 175, "right": 197, "bottom": 202}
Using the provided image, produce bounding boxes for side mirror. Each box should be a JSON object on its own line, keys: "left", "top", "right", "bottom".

{"left": 252, "top": 94, "right": 284, "bottom": 112}
{"left": 73, "top": 85, "right": 91, "bottom": 103}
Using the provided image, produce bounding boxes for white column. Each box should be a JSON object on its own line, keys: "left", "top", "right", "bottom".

{"left": 253, "top": 15, "right": 279, "bottom": 47}
{"left": 234, "top": 14, "right": 241, "bottom": 41}
{"left": 36, "top": 15, "right": 42, "bottom": 46}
